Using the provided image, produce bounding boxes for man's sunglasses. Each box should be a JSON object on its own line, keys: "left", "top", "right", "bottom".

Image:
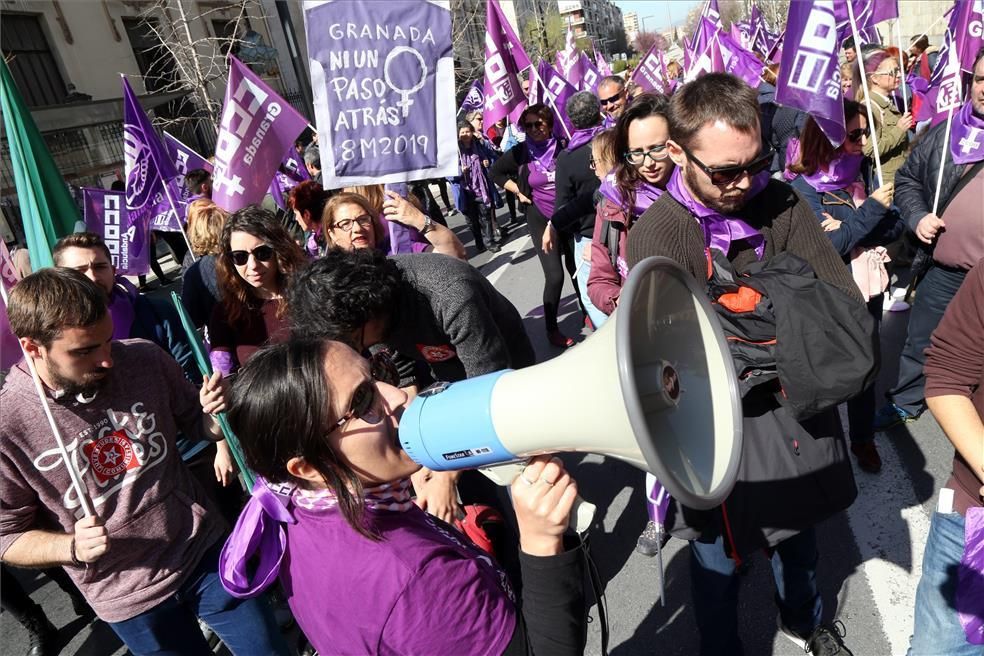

{"left": 679, "top": 143, "right": 775, "bottom": 186}
{"left": 327, "top": 350, "right": 400, "bottom": 433}
{"left": 847, "top": 127, "right": 870, "bottom": 143}
{"left": 599, "top": 90, "right": 623, "bottom": 106}
{"left": 229, "top": 244, "right": 274, "bottom": 266}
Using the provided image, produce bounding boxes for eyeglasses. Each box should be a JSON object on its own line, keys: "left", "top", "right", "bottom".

{"left": 873, "top": 68, "right": 900, "bottom": 78}
{"left": 523, "top": 119, "right": 547, "bottom": 131}
{"left": 331, "top": 214, "right": 373, "bottom": 233}
{"left": 229, "top": 244, "right": 274, "bottom": 266}
{"left": 599, "top": 90, "right": 623, "bottom": 106}
{"left": 327, "top": 350, "right": 400, "bottom": 433}
{"left": 624, "top": 144, "right": 669, "bottom": 166}
{"left": 679, "top": 143, "right": 775, "bottom": 186}
{"left": 847, "top": 127, "right": 870, "bottom": 143}
{"left": 588, "top": 156, "right": 596, "bottom": 170}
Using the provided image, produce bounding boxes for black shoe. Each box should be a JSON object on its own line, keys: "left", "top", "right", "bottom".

{"left": 779, "top": 618, "right": 853, "bottom": 655}
{"left": 635, "top": 521, "right": 671, "bottom": 557}
{"left": 488, "top": 243, "right": 502, "bottom": 253}
{"left": 21, "top": 606, "right": 58, "bottom": 656}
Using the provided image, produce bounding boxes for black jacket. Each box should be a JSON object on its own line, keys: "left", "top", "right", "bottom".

{"left": 895, "top": 119, "right": 967, "bottom": 234}
{"left": 553, "top": 143, "right": 600, "bottom": 238}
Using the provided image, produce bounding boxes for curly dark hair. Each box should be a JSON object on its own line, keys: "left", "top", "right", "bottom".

{"left": 519, "top": 103, "right": 555, "bottom": 133}
{"left": 287, "top": 180, "right": 331, "bottom": 227}
{"left": 288, "top": 247, "right": 403, "bottom": 344}
{"left": 613, "top": 92, "right": 671, "bottom": 215}
{"left": 217, "top": 205, "right": 307, "bottom": 325}
{"left": 229, "top": 338, "right": 378, "bottom": 540}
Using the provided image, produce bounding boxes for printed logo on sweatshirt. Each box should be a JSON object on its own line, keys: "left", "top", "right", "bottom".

{"left": 82, "top": 430, "right": 141, "bottom": 484}
{"left": 416, "top": 344, "right": 457, "bottom": 363}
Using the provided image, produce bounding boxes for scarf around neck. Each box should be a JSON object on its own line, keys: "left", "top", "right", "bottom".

{"left": 597, "top": 172, "right": 664, "bottom": 218}
{"left": 666, "top": 168, "right": 767, "bottom": 260}
{"left": 219, "top": 476, "right": 414, "bottom": 598}
{"left": 950, "top": 101, "right": 984, "bottom": 165}
{"left": 526, "top": 136, "right": 558, "bottom": 174}
{"left": 802, "top": 153, "right": 865, "bottom": 193}
{"left": 567, "top": 124, "right": 605, "bottom": 151}
{"left": 458, "top": 143, "right": 491, "bottom": 204}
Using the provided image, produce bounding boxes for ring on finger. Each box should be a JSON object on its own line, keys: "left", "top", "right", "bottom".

{"left": 520, "top": 472, "right": 536, "bottom": 486}
{"left": 539, "top": 477, "right": 556, "bottom": 487}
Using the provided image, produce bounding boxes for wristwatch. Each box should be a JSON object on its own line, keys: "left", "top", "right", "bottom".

{"left": 420, "top": 215, "right": 434, "bottom": 235}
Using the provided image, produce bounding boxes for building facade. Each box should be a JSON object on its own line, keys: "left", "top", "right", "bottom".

{"left": 623, "top": 10, "right": 639, "bottom": 46}
{"left": 557, "top": 0, "right": 623, "bottom": 55}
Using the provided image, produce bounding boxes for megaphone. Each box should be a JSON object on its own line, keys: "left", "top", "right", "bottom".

{"left": 399, "top": 256, "right": 743, "bottom": 520}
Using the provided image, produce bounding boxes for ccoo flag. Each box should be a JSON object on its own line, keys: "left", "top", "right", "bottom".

{"left": 534, "top": 60, "right": 576, "bottom": 139}
{"left": 212, "top": 56, "right": 308, "bottom": 212}
{"left": 632, "top": 40, "right": 673, "bottom": 95}
{"left": 1, "top": 59, "right": 80, "bottom": 270}
{"left": 777, "top": 0, "right": 845, "bottom": 146}
{"left": 484, "top": 0, "right": 531, "bottom": 126}
{"left": 83, "top": 188, "right": 150, "bottom": 277}
{"left": 459, "top": 79, "right": 486, "bottom": 114}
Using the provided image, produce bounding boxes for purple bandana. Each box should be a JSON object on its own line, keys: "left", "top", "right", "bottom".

{"left": 666, "top": 168, "right": 767, "bottom": 259}
{"left": 803, "top": 156, "right": 864, "bottom": 193}
{"left": 950, "top": 102, "right": 984, "bottom": 165}
{"left": 597, "top": 173, "right": 664, "bottom": 218}
{"left": 567, "top": 124, "right": 605, "bottom": 151}
{"left": 602, "top": 114, "right": 617, "bottom": 129}
{"left": 526, "top": 136, "right": 559, "bottom": 174}
{"left": 459, "top": 145, "right": 491, "bottom": 205}
{"left": 108, "top": 277, "right": 140, "bottom": 340}
{"left": 220, "top": 476, "right": 414, "bottom": 598}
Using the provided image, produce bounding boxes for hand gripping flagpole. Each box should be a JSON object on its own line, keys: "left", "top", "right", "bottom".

{"left": 0, "top": 279, "right": 95, "bottom": 518}
{"left": 847, "top": 0, "right": 885, "bottom": 189}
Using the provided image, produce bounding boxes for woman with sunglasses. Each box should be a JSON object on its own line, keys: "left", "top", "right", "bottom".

{"left": 322, "top": 191, "right": 465, "bottom": 259}
{"left": 219, "top": 338, "right": 587, "bottom": 656}
{"left": 492, "top": 104, "right": 578, "bottom": 348}
{"left": 588, "top": 93, "right": 675, "bottom": 323}
{"left": 852, "top": 48, "right": 913, "bottom": 184}
{"left": 208, "top": 206, "right": 307, "bottom": 376}
{"left": 788, "top": 99, "right": 903, "bottom": 474}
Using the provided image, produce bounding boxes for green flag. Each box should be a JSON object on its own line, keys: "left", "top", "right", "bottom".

{"left": 0, "top": 59, "right": 79, "bottom": 270}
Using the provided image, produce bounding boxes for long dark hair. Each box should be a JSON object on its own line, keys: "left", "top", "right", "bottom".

{"left": 229, "top": 338, "right": 378, "bottom": 540}
{"left": 613, "top": 92, "right": 670, "bottom": 215}
{"left": 217, "top": 205, "right": 307, "bottom": 324}
{"left": 790, "top": 100, "right": 865, "bottom": 176}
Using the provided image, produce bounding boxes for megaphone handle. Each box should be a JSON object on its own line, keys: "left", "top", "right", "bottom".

{"left": 477, "top": 462, "right": 596, "bottom": 534}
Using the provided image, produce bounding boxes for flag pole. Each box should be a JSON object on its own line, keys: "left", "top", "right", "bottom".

{"left": 528, "top": 64, "right": 573, "bottom": 140}
{"left": 931, "top": 105, "right": 955, "bottom": 215}
{"left": 0, "top": 280, "right": 95, "bottom": 518}
{"left": 847, "top": 0, "right": 885, "bottom": 188}
{"left": 894, "top": 19, "right": 909, "bottom": 114}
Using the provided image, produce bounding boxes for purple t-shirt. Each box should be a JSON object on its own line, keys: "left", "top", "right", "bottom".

{"left": 283, "top": 504, "right": 516, "bottom": 655}
{"left": 526, "top": 164, "right": 556, "bottom": 218}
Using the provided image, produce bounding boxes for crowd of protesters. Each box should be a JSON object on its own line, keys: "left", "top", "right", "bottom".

{"left": 2, "top": 21, "right": 983, "bottom": 656}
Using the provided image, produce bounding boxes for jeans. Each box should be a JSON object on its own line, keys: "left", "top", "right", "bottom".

{"left": 909, "top": 511, "right": 978, "bottom": 656}
{"left": 889, "top": 264, "right": 967, "bottom": 415}
{"left": 109, "top": 545, "right": 289, "bottom": 656}
{"left": 573, "top": 235, "right": 608, "bottom": 330}
{"left": 690, "top": 528, "right": 822, "bottom": 656}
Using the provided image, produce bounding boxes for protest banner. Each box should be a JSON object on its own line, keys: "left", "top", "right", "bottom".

{"left": 459, "top": 79, "right": 485, "bottom": 114}
{"left": 211, "top": 56, "right": 309, "bottom": 211}
{"left": 777, "top": 0, "right": 845, "bottom": 147}
{"left": 304, "top": 0, "right": 457, "bottom": 188}
{"left": 632, "top": 40, "right": 673, "bottom": 95}
{"left": 484, "top": 0, "right": 531, "bottom": 126}
{"left": 578, "top": 51, "right": 600, "bottom": 93}
{"left": 83, "top": 188, "right": 150, "bottom": 277}
{"left": 163, "top": 131, "right": 214, "bottom": 209}
{"left": 122, "top": 76, "right": 185, "bottom": 236}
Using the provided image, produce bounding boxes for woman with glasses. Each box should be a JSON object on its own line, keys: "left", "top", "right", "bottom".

{"left": 218, "top": 338, "right": 587, "bottom": 656}
{"left": 322, "top": 191, "right": 465, "bottom": 259}
{"left": 492, "top": 104, "right": 577, "bottom": 348}
{"left": 208, "top": 206, "right": 307, "bottom": 376}
{"left": 588, "top": 93, "right": 675, "bottom": 324}
{"left": 852, "top": 48, "right": 913, "bottom": 184}
{"left": 788, "top": 99, "right": 903, "bottom": 474}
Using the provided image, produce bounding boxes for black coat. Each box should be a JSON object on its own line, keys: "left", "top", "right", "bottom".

{"left": 895, "top": 119, "right": 970, "bottom": 234}
{"left": 553, "top": 142, "right": 600, "bottom": 238}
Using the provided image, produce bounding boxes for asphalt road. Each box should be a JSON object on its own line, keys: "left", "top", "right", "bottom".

{"left": 1, "top": 202, "right": 955, "bottom": 656}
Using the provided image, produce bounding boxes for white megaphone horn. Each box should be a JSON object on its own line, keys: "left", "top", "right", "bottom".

{"left": 399, "top": 257, "right": 743, "bottom": 531}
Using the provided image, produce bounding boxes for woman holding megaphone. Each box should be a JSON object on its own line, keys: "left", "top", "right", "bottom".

{"left": 218, "top": 338, "right": 587, "bottom": 656}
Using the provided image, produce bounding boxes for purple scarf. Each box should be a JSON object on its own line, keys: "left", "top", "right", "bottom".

{"left": 567, "top": 124, "right": 605, "bottom": 151}
{"left": 666, "top": 168, "right": 767, "bottom": 260}
{"left": 597, "top": 173, "right": 664, "bottom": 217}
{"left": 219, "top": 477, "right": 414, "bottom": 598}
{"left": 784, "top": 137, "right": 864, "bottom": 192}
{"left": 108, "top": 277, "right": 139, "bottom": 340}
{"left": 950, "top": 101, "right": 984, "bottom": 165}
{"left": 526, "top": 136, "right": 559, "bottom": 173}
{"left": 602, "top": 114, "right": 617, "bottom": 129}
{"left": 458, "top": 144, "right": 491, "bottom": 205}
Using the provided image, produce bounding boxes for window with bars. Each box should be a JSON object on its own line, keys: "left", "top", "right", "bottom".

{"left": 1, "top": 13, "right": 67, "bottom": 107}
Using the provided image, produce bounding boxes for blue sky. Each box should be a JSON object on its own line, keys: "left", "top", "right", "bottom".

{"left": 613, "top": 0, "right": 702, "bottom": 32}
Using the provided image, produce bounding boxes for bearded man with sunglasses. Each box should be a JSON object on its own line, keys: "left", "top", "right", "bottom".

{"left": 627, "top": 73, "right": 863, "bottom": 656}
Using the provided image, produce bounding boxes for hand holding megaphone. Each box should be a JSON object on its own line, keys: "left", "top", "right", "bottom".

{"left": 510, "top": 456, "right": 581, "bottom": 555}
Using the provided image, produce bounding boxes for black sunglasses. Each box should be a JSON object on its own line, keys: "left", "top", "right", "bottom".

{"left": 229, "top": 244, "right": 274, "bottom": 266}
{"left": 847, "top": 127, "right": 870, "bottom": 143}
{"left": 679, "top": 143, "right": 775, "bottom": 186}
{"left": 599, "top": 90, "right": 623, "bottom": 106}
{"left": 327, "top": 350, "right": 400, "bottom": 433}
{"left": 523, "top": 118, "right": 547, "bottom": 130}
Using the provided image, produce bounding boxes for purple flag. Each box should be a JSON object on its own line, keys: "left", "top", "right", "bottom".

{"left": 952, "top": 0, "right": 984, "bottom": 75}
{"left": 269, "top": 147, "right": 311, "bottom": 211}
{"left": 916, "top": 24, "right": 964, "bottom": 126}
{"left": 689, "top": 0, "right": 722, "bottom": 50}
{"left": 834, "top": 0, "right": 895, "bottom": 46}
{"left": 631, "top": 40, "right": 672, "bottom": 95}
{"left": 306, "top": 1, "right": 457, "bottom": 188}
{"left": 533, "top": 60, "right": 576, "bottom": 140}
{"left": 777, "top": 0, "right": 845, "bottom": 146}
{"left": 718, "top": 31, "right": 766, "bottom": 88}
{"left": 83, "top": 188, "right": 150, "bottom": 277}
{"left": 459, "top": 79, "right": 485, "bottom": 114}
{"left": 1, "top": 241, "right": 23, "bottom": 372}
{"left": 686, "top": 18, "right": 727, "bottom": 81}
{"left": 578, "top": 52, "right": 601, "bottom": 93}
{"left": 163, "top": 131, "right": 214, "bottom": 207}
{"left": 731, "top": 21, "right": 753, "bottom": 51}
{"left": 556, "top": 27, "right": 577, "bottom": 79}
{"left": 122, "top": 76, "right": 184, "bottom": 234}
{"left": 484, "top": 0, "right": 531, "bottom": 126}
{"left": 212, "top": 56, "right": 307, "bottom": 211}
{"left": 595, "top": 50, "right": 612, "bottom": 77}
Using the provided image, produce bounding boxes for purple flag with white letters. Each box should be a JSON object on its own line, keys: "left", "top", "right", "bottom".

{"left": 595, "top": 50, "right": 612, "bottom": 77}
{"left": 483, "top": 0, "right": 531, "bottom": 127}
{"left": 212, "top": 56, "right": 308, "bottom": 211}
{"left": 689, "top": 0, "right": 722, "bottom": 51}
{"left": 777, "top": 0, "right": 845, "bottom": 146}
{"left": 578, "top": 52, "right": 600, "bottom": 93}
{"left": 632, "top": 41, "right": 672, "bottom": 95}
{"left": 269, "top": 147, "right": 310, "bottom": 210}
{"left": 306, "top": 1, "right": 457, "bottom": 188}
{"left": 534, "top": 59, "right": 576, "bottom": 140}
{"left": 163, "top": 131, "right": 214, "bottom": 207}
{"left": 951, "top": 0, "right": 984, "bottom": 75}
{"left": 718, "top": 31, "right": 766, "bottom": 88}
{"left": 122, "top": 76, "right": 185, "bottom": 234}
{"left": 459, "top": 79, "right": 485, "bottom": 114}
{"left": 556, "top": 27, "right": 577, "bottom": 80}
{"left": 914, "top": 0, "right": 976, "bottom": 127}
{"left": 83, "top": 188, "right": 150, "bottom": 276}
